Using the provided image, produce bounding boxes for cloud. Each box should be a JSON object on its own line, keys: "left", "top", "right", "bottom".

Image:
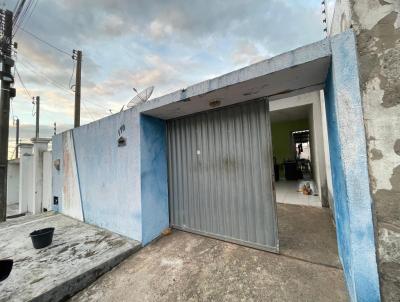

{"left": 231, "top": 40, "right": 267, "bottom": 67}
{"left": 5, "top": 0, "right": 326, "bottom": 154}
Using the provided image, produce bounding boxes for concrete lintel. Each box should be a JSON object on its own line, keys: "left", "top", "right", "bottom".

{"left": 139, "top": 38, "right": 331, "bottom": 119}
{"left": 31, "top": 138, "right": 51, "bottom": 144}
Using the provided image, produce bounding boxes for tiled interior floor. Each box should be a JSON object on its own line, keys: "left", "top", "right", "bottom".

{"left": 275, "top": 180, "right": 322, "bottom": 207}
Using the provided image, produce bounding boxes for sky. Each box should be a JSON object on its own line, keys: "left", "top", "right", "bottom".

{"left": 3, "top": 0, "right": 335, "bottom": 158}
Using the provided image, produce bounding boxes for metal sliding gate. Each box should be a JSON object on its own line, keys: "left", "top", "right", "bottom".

{"left": 167, "top": 99, "right": 279, "bottom": 252}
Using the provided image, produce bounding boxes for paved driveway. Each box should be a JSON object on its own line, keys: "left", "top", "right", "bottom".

{"left": 72, "top": 204, "right": 347, "bottom": 302}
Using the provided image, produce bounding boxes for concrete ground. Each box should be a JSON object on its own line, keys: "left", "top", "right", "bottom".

{"left": 71, "top": 204, "right": 346, "bottom": 302}
{"left": 0, "top": 212, "right": 140, "bottom": 302}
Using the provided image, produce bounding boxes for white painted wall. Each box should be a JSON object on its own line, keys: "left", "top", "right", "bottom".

{"left": 320, "top": 91, "right": 335, "bottom": 213}
{"left": 7, "top": 159, "right": 19, "bottom": 205}
{"left": 19, "top": 144, "right": 33, "bottom": 214}
{"left": 31, "top": 139, "right": 51, "bottom": 215}
{"left": 42, "top": 151, "right": 52, "bottom": 211}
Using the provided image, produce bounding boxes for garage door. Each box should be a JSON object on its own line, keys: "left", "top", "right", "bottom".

{"left": 167, "top": 99, "right": 278, "bottom": 252}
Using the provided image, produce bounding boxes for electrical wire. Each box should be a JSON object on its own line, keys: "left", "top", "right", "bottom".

{"left": 15, "top": 65, "right": 33, "bottom": 99}
{"left": 18, "top": 27, "right": 71, "bottom": 57}
{"left": 19, "top": 0, "right": 38, "bottom": 29}
{"left": 69, "top": 61, "right": 76, "bottom": 89}
{"left": 82, "top": 101, "right": 96, "bottom": 122}
{"left": 17, "top": 58, "right": 72, "bottom": 93}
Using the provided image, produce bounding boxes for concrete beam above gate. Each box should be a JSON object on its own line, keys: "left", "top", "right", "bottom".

{"left": 141, "top": 39, "right": 331, "bottom": 120}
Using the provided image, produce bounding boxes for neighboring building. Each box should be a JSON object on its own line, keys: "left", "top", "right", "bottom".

{"left": 51, "top": 1, "right": 399, "bottom": 301}
{"left": 6, "top": 159, "right": 19, "bottom": 206}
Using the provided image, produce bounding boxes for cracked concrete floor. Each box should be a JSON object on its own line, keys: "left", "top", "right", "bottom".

{"left": 0, "top": 212, "right": 140, "bottom": 302}
{"left": 71, "top": 204, "right": 347, "bottom": 302}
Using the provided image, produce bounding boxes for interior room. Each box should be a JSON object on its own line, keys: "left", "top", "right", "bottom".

{"left": 270, "top": 104, "right": 322, "bottom": 207}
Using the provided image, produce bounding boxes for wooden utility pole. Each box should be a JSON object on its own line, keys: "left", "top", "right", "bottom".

{"left": 15, "top": 118, "right": 19, "bottom": 158}
{"left": 0, "top": 10, "right": 13, "bottom": 221}
{"left": 73, "top": 50, "right": 82, "bottom": 128}
{"left": 35, "top": 96, "right": 40, "bottom": 139}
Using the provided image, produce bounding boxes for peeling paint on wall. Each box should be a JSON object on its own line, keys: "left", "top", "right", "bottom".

{"left": 332, "top": 0, "right": 400, "bottom": 300}
{"left": 325, "top": 30, "right": 381, "bottom": 302}
{"left": 61, "top": 132, "right": 83, "bottom": 221}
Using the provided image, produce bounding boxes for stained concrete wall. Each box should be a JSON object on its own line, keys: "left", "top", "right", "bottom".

{"left": 331, "top": 1, "right": 400, "bottom": 300}
{"left": 53, "top": 109, "right": 142, "bottom": 240}
{"left": 42, "top": 151, "right": 52, "bottom": 211}
{"left": 140, "top": 115, "right": 169, "bottom": 245}
{"left": 19, "top": 144, "right": 33, "bottom": 214}
{"left": 325, "top": 30, "right": 381, "bottom": 301}
{"left": 52, "top": 109, "right": 169, "bottom": 244}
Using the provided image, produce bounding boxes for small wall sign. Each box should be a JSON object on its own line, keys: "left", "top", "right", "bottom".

{"left": 118, "top": 124, "right": 127, "bottom": 147}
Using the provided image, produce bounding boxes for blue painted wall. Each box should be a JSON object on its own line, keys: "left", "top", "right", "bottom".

{"left": 52, "top": 109, "right": 143, "bottom": 241}
{"left": 324, "top": 31, "right": 380, "bottom": 301}
{"left": 140, "top": 114, "right": 169, "bottom": 245}
{"left": 52, "top": 108, "right": 170, "bottom": 245}
{"left": 73, "top": 110, "right": 142, "bottom": 240}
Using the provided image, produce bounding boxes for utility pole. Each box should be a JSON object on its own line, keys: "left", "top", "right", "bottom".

{"left": 15, "top": 118, "right": 19, "bottom": 158}
{"left": 0, "top": 9, "right": 13, "bottom": 221}
{"left": 34, "top": 96, "right": 39, "bottom": 139}
{"left": 73, "top": 50, "right": 82, "bottom": 128}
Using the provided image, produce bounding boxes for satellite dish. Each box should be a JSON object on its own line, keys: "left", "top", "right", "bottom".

{"left": 127, "top": 86, "right": 154, "bottom": 108}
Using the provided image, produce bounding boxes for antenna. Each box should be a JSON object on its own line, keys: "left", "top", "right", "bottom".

{"left": 126, "top": 86, "right": 154, "bottom": 109}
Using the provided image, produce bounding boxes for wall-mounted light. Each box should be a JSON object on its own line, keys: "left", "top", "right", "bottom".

{"left": 118, "top": 136, "right": 127, "bottom": 147}
{"left": 209, "top": 100, "right": 221, "bottom": 108}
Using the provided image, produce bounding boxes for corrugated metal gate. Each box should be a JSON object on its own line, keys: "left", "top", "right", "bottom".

{"left": 167, "top": 99, "right": 279, "bottom": 252}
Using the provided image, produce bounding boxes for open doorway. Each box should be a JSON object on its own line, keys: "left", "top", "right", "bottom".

{"left": 269, "top": 97, "right": 340, "bottom": 268}
{"left": 270, "top": 104, "right": 321, "bottom": 207}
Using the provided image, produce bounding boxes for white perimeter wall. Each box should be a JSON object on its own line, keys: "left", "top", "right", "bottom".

{"left": 7, "top": 160, "right": 19, "bottom": 205}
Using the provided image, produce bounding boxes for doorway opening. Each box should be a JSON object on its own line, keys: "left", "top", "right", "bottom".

{"left": 270, "top": 105, "right": 321, "bottom": 208}
{"left": 269, "top": 96, "right": 340, "bottom": 268}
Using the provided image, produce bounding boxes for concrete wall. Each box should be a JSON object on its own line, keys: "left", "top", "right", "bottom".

{"left": 331, "top": 1, "right": 400, "bottom": 300}
{"left": 324, "top": 30, "right": 380, "bottom": 301}
{"left": 42, "top": 151, "right": 52, "bottom": 211}
{"left": 270, "top": 119, "right": 309, "bottom": 164}
{"left": 19, "top": 144, "right": 33, "bottom": 214}
{"left": 140, "top": 115, "right": 169, "bottom": 245}
{"left": 53, "top": 109, "right": 142, "bottom": 240}
{"left": 52, "top": 109, "right": 169, "bottom": 244}
{"left": 7, "top": 159, "right": 19, "bottom": 205}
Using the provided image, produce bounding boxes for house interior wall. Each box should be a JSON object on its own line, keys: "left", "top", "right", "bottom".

{"left": 271, "top": 119, "right": 309, "bottom": 166}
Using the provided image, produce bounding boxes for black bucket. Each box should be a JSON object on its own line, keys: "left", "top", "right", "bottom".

{"left": 0, "top": 259, "right": 13, "bottom": 282}
{"left": 29, "top": 227, "right": 55, "bottom": 249}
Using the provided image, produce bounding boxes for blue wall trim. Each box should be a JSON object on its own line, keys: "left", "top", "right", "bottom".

{"left": 140, "top": 114, "right": 169, "bottom": 245}
{"left": 325, "top": 30, "right": 380, "bottom": 302}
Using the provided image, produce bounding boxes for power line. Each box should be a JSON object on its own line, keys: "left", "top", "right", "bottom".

{"left": 82, "top": 101, "right": 95, "bottom": 121}
{"left": 18, "top": 58, "right": 112, "bottom": 113}
{"left": 18, "top": 27, "right": 71, "bottom": 57}
{"left": 20, "top": 0, "right": 38, "bottom": 29}
{"left": 68, "top": 61, "right": 76, "bottom": 89}
{"left": 17, "top": 58, "right": 72, "bottom": 93}
{"left": 14, "top": 65, "right": 32, "bottom": 99}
